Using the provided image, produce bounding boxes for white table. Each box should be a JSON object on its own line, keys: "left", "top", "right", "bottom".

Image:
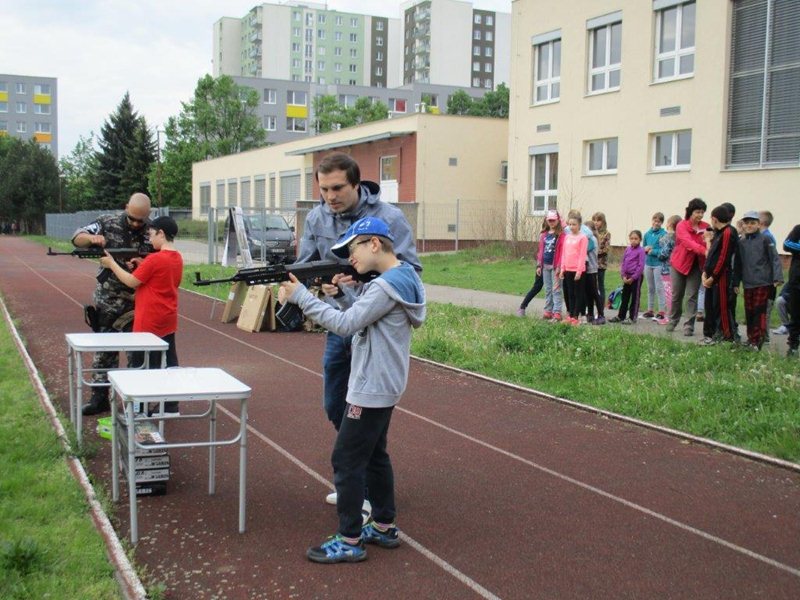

{"left": 108, "top": 367, "right": 251, "bottom": 544}
{"left": 66, "top": 332, "right": 168, "bottom": 445}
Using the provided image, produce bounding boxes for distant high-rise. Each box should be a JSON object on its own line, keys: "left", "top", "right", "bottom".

{"left": 0, "top": 74, "right": 58, "bottom": 155}
{"left": 213, "top": 1, "right": 510, "bottom": 91}
{"left": 400, "top": 0, "right": 511, "bottom": 89}
{"left": 213, "top": 1, "right": 401, "bottom": 88}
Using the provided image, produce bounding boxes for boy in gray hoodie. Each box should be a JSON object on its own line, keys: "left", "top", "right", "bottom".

{"left": 280, "top": 216, "right": 426, "bottom": 564}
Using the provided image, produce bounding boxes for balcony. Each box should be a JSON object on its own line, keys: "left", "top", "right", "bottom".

{"left": 250, "top": 31, "right": 262, "bottom": 42}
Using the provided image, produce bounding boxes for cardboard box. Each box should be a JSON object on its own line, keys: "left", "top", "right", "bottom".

{"left": 236, "top": 285, "right": 276, "bottom": 332}
{"left": 220, "top": 281, "right": 249, "bottom": 323}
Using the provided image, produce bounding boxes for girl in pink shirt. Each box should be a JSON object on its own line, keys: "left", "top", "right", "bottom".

{"left": 560, "top": 216, "right": 589, "bottom": 325}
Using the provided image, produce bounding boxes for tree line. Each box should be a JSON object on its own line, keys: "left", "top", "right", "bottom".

{"left": 1, "top": 75, "right": 509, "bottom": 232}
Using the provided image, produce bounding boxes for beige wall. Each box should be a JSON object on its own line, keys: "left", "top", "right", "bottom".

{"left": 508, "top": 0, "right": 799, "bottom": 249}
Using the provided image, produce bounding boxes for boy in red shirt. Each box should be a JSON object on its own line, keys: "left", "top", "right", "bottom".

{"left": 100, "top": 216, "right": 183, "bottom": 410}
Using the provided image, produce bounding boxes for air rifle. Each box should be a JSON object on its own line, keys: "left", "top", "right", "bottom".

{"left": 193, "top": 259, "right": 374, "bottom": 287}
{"left": 47, "top": 246, "right": 151, "bottom": 283}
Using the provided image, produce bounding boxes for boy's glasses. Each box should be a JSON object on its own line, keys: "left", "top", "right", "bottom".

{"left": 348, "top": 238, "right": 372, "bottom": 253}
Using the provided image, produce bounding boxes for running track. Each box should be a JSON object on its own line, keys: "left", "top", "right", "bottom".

{"left": 1, "top": 236, "right": 798, "bottom": 599}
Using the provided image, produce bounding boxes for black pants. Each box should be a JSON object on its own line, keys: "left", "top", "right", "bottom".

{"left": 333, "top": 404, "right": 395, "bottom": 538}
{"left": 786, "top": 280, "right": 800, "bottom": 350}
{"left": 597, "top": 269, "right": 607, "bottom": 306}
{"left": 584, "top": 272, "right": 604, "bottom": 318}
{"left": 617, "top": 277, "right": 643, "bottom": 320}
{"left": 129, "top": 332, "right": 179, "bottom": 369}
{"left": 703, "top": 276, "right": 736, "bottom": 341}
{"left": 563, "top": 271, "right": 585, "bottom": 318}
{"left": 520, "top": 272, "right": 544, "bottom": 310}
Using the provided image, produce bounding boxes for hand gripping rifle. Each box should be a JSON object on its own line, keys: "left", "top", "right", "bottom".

{"left": 47, "top": 246, "right": 151, "bottom": 283}
{"left": 193, "top": 259, "right": 376, "bottom": 331}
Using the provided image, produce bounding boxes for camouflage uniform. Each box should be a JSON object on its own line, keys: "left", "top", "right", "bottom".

{"left": 73, "top": 213, "right": 152, "bottom": 387}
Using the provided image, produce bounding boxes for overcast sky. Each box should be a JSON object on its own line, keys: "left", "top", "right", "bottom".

{"left": 0, "top": 0, "right": 512, "bottom": 159}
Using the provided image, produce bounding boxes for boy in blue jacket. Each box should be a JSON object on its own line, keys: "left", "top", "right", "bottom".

{"left": 280, "top": 217, "right": 426, "bottom": 563}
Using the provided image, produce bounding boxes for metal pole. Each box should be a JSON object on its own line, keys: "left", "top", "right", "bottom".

{"left": 455, "top": 198, "right": 460, "bottom": 252}
{"left": 156, "top": 129, "right": 163, "bottom": 207}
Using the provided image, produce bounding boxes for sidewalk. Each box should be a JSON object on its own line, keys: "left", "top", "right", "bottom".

{"left": 424, "top": 283, "right": 791, "bottom": 356}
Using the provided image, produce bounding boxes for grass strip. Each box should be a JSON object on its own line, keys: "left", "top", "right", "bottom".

{"left": 411, "top": 303, "right": 799, "bottom": 462}
{"left": 0, "top": 310, "right": 119, "bottom": 599}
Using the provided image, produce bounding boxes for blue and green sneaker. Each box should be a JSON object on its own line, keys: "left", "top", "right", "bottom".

{"left": 306, "top": 534, "right": 367, "bottom": 564}
{"left": 361, "top": 521, "right": 401, "bottom": 549}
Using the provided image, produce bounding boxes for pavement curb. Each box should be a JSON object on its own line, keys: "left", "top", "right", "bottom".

{"left": 0, "top": 294, "right": 147, "bottom": 600}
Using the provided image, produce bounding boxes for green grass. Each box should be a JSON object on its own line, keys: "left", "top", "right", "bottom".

{"left": 0, "top": 312, "right": 120, "bottom": 599}
{"left": 411, "top": 304, "right": 800, "bottom": 462}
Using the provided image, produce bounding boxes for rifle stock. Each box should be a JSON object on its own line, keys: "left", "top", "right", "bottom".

{"left": 47, "top": 246, "right": 151, "bottom": 283}
{"left": 193, "top": 259, "right": 372, "bottom": 287}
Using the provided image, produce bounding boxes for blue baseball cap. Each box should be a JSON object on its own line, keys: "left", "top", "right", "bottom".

{"left": 331, "top": 217, "right": 394, "bottom": 258}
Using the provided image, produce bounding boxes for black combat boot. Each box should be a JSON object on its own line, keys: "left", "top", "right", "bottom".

{"left": 82, "top": 388, "right": 110, "bottom": 416}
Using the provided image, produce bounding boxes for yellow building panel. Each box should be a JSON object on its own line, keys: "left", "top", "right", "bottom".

{"left": 33, "top": 94, "right": 52, "bottom": 105}
{"left": 286, "top": 105, "right": 308, "bottom": 119}
{"left": 430, "top": 106, "right": 440, "bottom": 115}
{"left": 0, "top": 130, "right": 7, "bottom": 137}
{"left": 34, "top": 132, "right": 52, "bottom": 143}
{"left": 0, "top": 91, "right": 8, "bottom": 101}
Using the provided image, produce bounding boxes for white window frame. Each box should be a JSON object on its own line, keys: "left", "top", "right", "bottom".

{"left": 15, "top": 83, "right": 25, "bottom": 94}
{"left": 34, "top": 84, "right": 51, "bottom": 95}
{"left": 335, "top": 31, "right": 342, "bottom": 41}
{"left": 376, "top": 36, "right": 384, "bottom": 46}
{"left": 473, "top": 46, "right": 481, "bottom": 56}
{"left": 529, "top": 149, "right": 559, "bottom": 215}
{"left": 390, "top": 98, "right": 406, "bottom": 113}
{"left": 652, "top": 130, "right": 692, "bottom": 171}
{"left": 318, "top": 60, "right": 325, "bottom": 70}
{"left": 588, "top": 21, "right": 622, "bottom": 94}
{"left": 264, "top": 88, "right": 277, "bottom": 104}
{"left": 336, "top": 16, "right": 343, "bottom": 26}
{"left": 486, "top": 31, "right": 493, "bottom": 42}
{"left": 586, "top": 138, "right": 619, "bottom": 175}
{"left": 318, "top": 29, "right": 326, "bottom": 39}
{"left": 473, "top": 77, "right": 481, "bottom": 87}
{"left": 287, "top": 90, "right": 307, "bottom": 106}
{"left": 264, "top": 115, "right": 277, "bottom": 131}
{"left": 474, "top": 14, "right": 482, "bottom": 24}
{"left": 654, "top": 1, "right": 696, "bottom": 82}
{"left": 293, "top": 27, "right": 301, "bottom": 37}
{"left": 335, "top": 47, "right": 342, "bottom": 56}
{"left": 533, "top": 38, "right": 561, "bottom": 105}
{"left": 351, "top": 17, "right": 358, "bottom": 27}
{"left": 16, "top": 102, "right": 27, "bottom": 114}
{"left": 35, "top": 122, "right": 51, "bottom": 133}
{"left": 34, "top": 104, "right": 51, "bottom": 115}
{"left": 486, "top": 15, "right": 494, "bottom": 26}
{"left": 380, "top": 155, "right": 398, "bottom": 182}
{"left": 287, "top": 117, "right": 307, "bottom": 132}
{"left": 377, "top": 21, "right": 384, "bottom": 31}
{"left": 350, "top": 48, "right": 357, "bottom": 58}
{"left": 485, "top": 47, "right": 493, "bottom": 57}
{"left": 349, "top": 33, "right": 357, "bottom": 42}
{"left": 0, "top": 120, "right": 6, "bottom": 131}
{"left": 292, "top": 42, "right": 300, "bottom": 52}
{"left": 17, "top": 122, "right": 27, "bottom": 133}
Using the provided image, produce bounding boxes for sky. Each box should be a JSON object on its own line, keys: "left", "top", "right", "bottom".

{"left": 0, "top": 0, "right": 512, "bottom": 159}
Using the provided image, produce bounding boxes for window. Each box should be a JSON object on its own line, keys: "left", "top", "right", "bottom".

{"left": 486, "top": 15, "right": 494, "bottom": 26}
{"left": 293, "top": 27, "right": 301, "bottom": 37}
{"left": 474, "top": 14, "right": 482, "bottom": 24}
{"left": 17, "top": 122, "right": 27, "bottom": 133}
{"left": 305, "top": 44, "right": 313, "bottom": 57}
{"left": 305, "top": 60, "right": 313, "bottom": 72}
{"left": 530, "top": 151, "right": 558, "bottom": 214}
{"left": 390, "top": 98, "right": 406, "bottom": 112}
{"left": 292, "top": 74, "right": 300, "bottom": 81}
{"left": 335, "top": 47, "right": 342, "bottom": 56}
{"left": 335, "top": 31, "right": 343, "bottom": 41}
{"left": 588, "top": 21, "right": 622, "bottom": 93}
{"left": 264, "top": 88, "right": 276, "bottom": 104}
{"left": 533, "top": 38, "right": 561, "bottom": 104}
{"left": 34, "top": 84, "right": 51, "bottom": 95}
{"left": 351, "top": 17, "right": 358, "bottom": 27}
{"left": 586, "top": 138, "right": 618, "bottom": 174}
{"left": 473, "top": 46, "right": 481, "bottom": 56}
{"left": 473, "top": 77, "right": 481, "bottom": 86}
{"left": 287, "top": 117, "right": 307, "bottom": 132}
{"left": 473, "top": 61, "right": 480, "bottom": 71}
{"left": 653, "top": 130, "right": 692, "bottom": 170}
{"left": 377, "top": 21, "right": 384, "bottom": 31}
{"left": 292, "top": 42, "right": 300, "bottom": 52}
{"left": 377, "top": 51, "right": 384, "bottom": 61}
{"left": 305, "top": 12, "right": 313, "bottom": 26}
{"left": 318, "top": 14, "right": 326, "bottom": 24}
{"left": 376, "top": 67, "right": 383, "bottom": 76}
{"left": 0, "top": 82, "right": 6, "bottom": 92}
{"left": 294, "top": 11, "right": 301, "bottom": 21}
{"left": 350, "top": 48, "right": 357, "bottom": 58}
{"left": 15, "top": 83, "right": 25, "bottom": 94}
{"left": 16, "top": 102, "right": 26, "bottom": 114}
{"left": 339, "top": 94, "right": 357, "bottom": 107}
{"left": 484, "top": 79, "right": 493, "bottom": 89}
{"left": 35, "top": 122, "right": 51, "bottom": 133}
{"left": 0, "top": 120, "right": 6, "bottom": 132}
{"left": 319, "top": 46, "right": 326, "bottom": 55}
{"left": 655, "top": 2, "right": 696, "bottom": 81}
{"left": 287, "top": 90, "right": 307, "bottom": 105}
{"left": 349, "top": 64, "right": 357, "bottom": 72}
{"left": 486, "top": 31, "right": 493, "bottom": 42}
{"left": 349, "top": 33, "right": 357, "bottom": 42}
{"left": 485, "top": 63, "right": 493, "bottom": 73}
{"left": 318, "top": 60, "right": 325, "bottom": 70}
{"left": 474, "top": 30, "right": 482, "bottom": 40}
{"left": 318, "top": 76, "right": 326, "bottom": 84}
{"left": 305, "top": 29, "right": 313, "bottom": 42}
{"left": 485, "top": 47, "right": 493, "bottom": 57}
{"left": 336, "top": 16, "right": 343, "bottom": 26}
{"left": 380, "top": 156, "right": 398, "bottom": 181}
{"left": 726, "top": 0, "right": 800, "bottom": 167}
{"left": 335, "top": 63, "right": 342, "bottom": 72}
{"left": 500, "top": 161, "right": 508, "bottom": 182}
{"left": 292, "top": 58, "right": 301, "bottom": 68}
{"left": 200, "top": 184, "right": 211, "bottom": 215}
{"left": 318, "top": 29, "right": 326, "bottom": 39}
{"left": 264, "top": 115, "right": 277, "bottom": 131}
{"left": 0, "top": 102, "right": 8, "bottom": 113}
{"left": 376, "top": 36, "right": 384, "bottom": 46}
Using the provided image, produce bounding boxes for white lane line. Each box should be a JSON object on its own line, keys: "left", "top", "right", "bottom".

{"left": 216, "top": 404, "right": 502, "bottom": 600}
{"left": 14, "top": 257, "right": 800, "bottom": 582}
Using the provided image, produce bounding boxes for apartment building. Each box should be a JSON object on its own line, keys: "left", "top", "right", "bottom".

{"left": 234, "top": 75, "right": 489, "bottom": 143}
{"left": 400, "top": 0, "right": 511, "bottom": 89}
{"left": 0, "top": 74, "right": 58, "bottom": 155}
{"left": 213, "top": 1, "right": 402, "bottom": 88}
{"left": 508, "top": 0, "right": 800, "bottom": 247}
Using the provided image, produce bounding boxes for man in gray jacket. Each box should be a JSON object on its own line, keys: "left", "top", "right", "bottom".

{"left": 296, "top": 153, "right": 420, "bottom": 506}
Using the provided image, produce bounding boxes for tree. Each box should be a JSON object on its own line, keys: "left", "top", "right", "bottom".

{"left": 92, "top": 93, "right": 155, "bottom": 209}
{"left": 468, "top": 83, "right": 510, "bottom": 118}
{"left": 351, "top": 96, "right": 389, "bottom": 124}
{"left": 59, "top": 133, "right": 98, "bottom": 212}
{"left": 447, "top": 90, "right": 474, "bottom": 115}
{"left": 149, "top": 75, "right": 266, "bottom": 207}
{"left": 0, "top": 137, "right": 60, "bottom": 233}
{"left": 313, "top": 95, "right": 389, "bottom": 133}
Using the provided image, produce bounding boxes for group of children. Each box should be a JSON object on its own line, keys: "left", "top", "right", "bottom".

{"left": 518, "top": 204, "right": 798, "bottom": 356}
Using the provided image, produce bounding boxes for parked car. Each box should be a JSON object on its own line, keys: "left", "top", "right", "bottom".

{"left": 244, "top": 214, "right": 297, "bottom": 264}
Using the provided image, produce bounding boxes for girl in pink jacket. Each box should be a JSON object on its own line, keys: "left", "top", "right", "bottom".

{"left": 560, "top": 215, "right": 589, "bottom": 325}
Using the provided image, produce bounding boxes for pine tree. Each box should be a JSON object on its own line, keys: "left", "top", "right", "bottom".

{"left": 92, "top": 93, "right": 154, "bottom": 209}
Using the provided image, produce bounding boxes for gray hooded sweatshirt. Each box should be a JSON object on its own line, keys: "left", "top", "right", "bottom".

{"left": 289, "top": 261, "right": 426, "bottom": 409}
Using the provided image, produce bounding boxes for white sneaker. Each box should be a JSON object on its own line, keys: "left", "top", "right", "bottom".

{"left": 324, "top": 492, "right": 371, "bottom": 515}
{"left": 772, "top": 325, "right": 789, "bottom": 335}
{"left": 325, "top": 492, "right": 337, "bottom": 505}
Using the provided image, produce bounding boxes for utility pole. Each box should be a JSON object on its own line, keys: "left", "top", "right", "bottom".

{"left": 156, "top": 127, "right": 163, "bottom": 206}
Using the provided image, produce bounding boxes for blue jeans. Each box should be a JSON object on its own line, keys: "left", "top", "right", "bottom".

{"left": 323, "top": 332, "right": 352, "bottom": 430}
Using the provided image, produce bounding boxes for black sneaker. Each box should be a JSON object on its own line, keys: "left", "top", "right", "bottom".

{"left": 307, "top": 534, "right": 367, "bottom": 564}
{"left": 362, "top": 521, "right": 401, "bottom": 549}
